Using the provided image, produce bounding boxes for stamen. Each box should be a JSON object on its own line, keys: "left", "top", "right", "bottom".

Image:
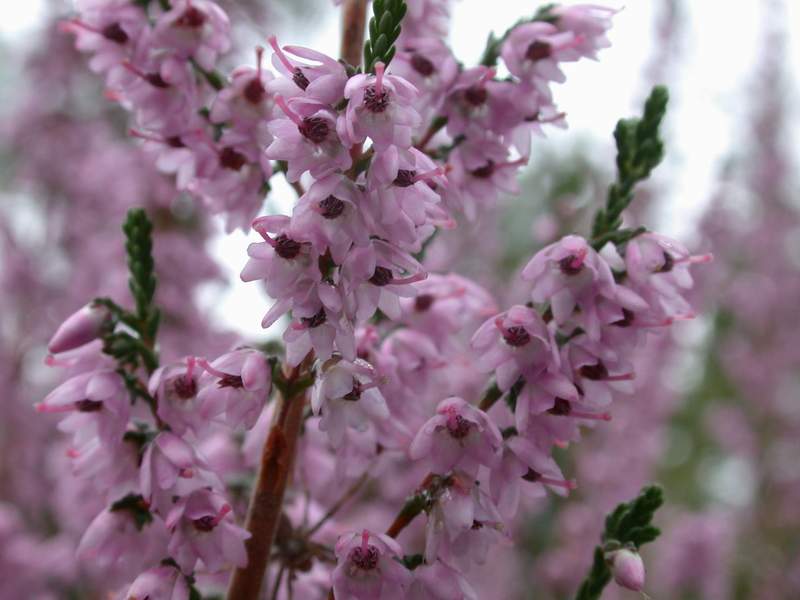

{"left": 374, "top": 62, "right": 385, "bottom": 96}
{"left": 274, "top": 95, "right": 302, "bottom": 125}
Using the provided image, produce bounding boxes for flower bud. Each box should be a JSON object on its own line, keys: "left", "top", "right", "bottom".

{"left": 48, "top": 304, "right": 109, "bottom": 354}
{"left": 608, "top": 548, "right": 646, "bottom": 592}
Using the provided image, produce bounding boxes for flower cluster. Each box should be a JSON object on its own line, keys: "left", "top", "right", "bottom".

{"left": 32, "top": 1, "right": 715, "bottom": 598}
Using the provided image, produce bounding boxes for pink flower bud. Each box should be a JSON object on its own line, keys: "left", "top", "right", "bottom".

{"left": 608, "top": 548, "right": 646, "bottom": 592}
{"left": 48, "top": 304, "right": 109, "bottom": 354}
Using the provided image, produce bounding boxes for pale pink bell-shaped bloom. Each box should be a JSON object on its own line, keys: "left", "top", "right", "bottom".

{"left": 338, "top": 63, "right": 421, "bottom": 151}
{"left": 332, "top": 529, "right": 413, "bottom": 600}
{"left": 165, "top": 488, "right": 250, "bottom": 574}
{"left": 283, "top": 307, "right": 356, "bottom": 366}
{"left": 407, "top": 558, "right": 477, "bottom": 600}
{"left": 409, "top": 397, "right": 502, "bottom": 476}
{"left": 551, "top": 4, "right": 616, "bottom": 59}
{"left": 139, "top": 431, "right": 223, "bottom": 514}
{"left": 48, "top": 303, "right": 110, "bottom": 354}
{"left": 471, "top": 304, "right": 559, "bottom": 391}
{"left": 291, "top": 174, "right": 370, "bottom": 264}
{"left": 366, "top": 146, "right": 452, "bottom": 251}
{"left": 424, "top": 474, "right": 506, "bottom": 566}
{"left": 311, "top": 357, "right": 389, "bottom": 448}
{"left": 149, "top": 357, "right": 204, "bottom": 436}
{"left": 267, "top": 36, "right": 348, "bottom": 105}
{"left": 36, "top": 369, "right": 129, "bottom": 448}
{"left": 123, "top": 564, "right": 190, "bottom": 600}
{"left": 522, "top": 235, "right": 647, "bottom": 339}
{"left": 62, "top": 0, "right": 148, "bottom": 75}
{"left": 608, "top": 547, "right": 646, "bottom": 592}
{"left": 391, "top": 37, "right": 459, "bottom": 121}
{"left": 195, "top": 348, "right": 272, "bottom": 430}
{"left": 210, "top": 47, "right": 275, "bottom": 129}
{"left": 501, "top": 22, "right": 579, "bottom": 92}
{"left": 342, "top": 240, "right": 427, "bottom": 323}
{"left": 151, "top": 0, "right": 231, "bottom": 71}
{"left": 78, "top": 506, "right": 168, "bottom": 575}
{"left": 266, "top": 95, "right": 351, "bottom": 182}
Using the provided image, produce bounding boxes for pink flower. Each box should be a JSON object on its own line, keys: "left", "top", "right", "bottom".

{"left": 47, "top": 303, "right": 110, "bottom": 354}
{"left": 332, "top": 529, "right": 413, "bottom": 600}
{"left": 365, "top": 146, "right": 451, "bottom": 251}
{"left": 151, "top": 0, "right": 231, "bottom": 71}
{"left": 77, "top": 504, "right": 167, "bottom": 574}
{"left": 490, "top": 434, "right": 575, "bottom": 517}
{"left": 283, "top": 307, "right": 356, "bottom": 367}
{"left": 123, "top": 564, "right": 190, "bottom": 600}
{"left": 165, "top": 488, "right": 250, "bottom": 573}
{"left": 342, "top": 240, "right": 427, "bottom": 322}
{"left": 409, "top": 397, "right": 502, "bottom": 476}
{"left": 267, "top": 36, "right": 348, "bottom": 105}
{"left": 311, "top": 357, "right": 389, "bottom": 448}
{"left": 61, "top": 0, "right": 147, "bottom": 75}
{"left": 149, "top": 357, "right": 204, "bottom": 435}
{"left": 471, "top": 304, "right": 558, "bottom": 391}
{"left": 424, "top": 474, "right": 505, "bottom": 566}
{"left": 210, "top": 47, "right": 275, "bottom": 129}
{"left": 391, "top": 38, "right": 459, "bottom": 120}
{"left": 291, "top": 174, "right": 370, "bottom": 264}
{"left": 139, "top": 432, "right": 223, "bottom": 514}
{"left": 338, "top": 63, "right": 421, "bottom": 151}
{"left": 407, "top": 559, "right": 477, "bottom": 600}
{"left": 266, "top": 95, "right": 351, "bottom": 182}
{"left": 195, "top": 348, "right": 272, "bottom": 429}
{"left": 607, "top": 547, "right": 646, "bottom": 592}
{"left": 522, "top": 235, "right": 647, "bottom": 339}
{"left": 36, "top": 369, "right": 129, "bottom": 447}
{"left": 501, "top": 22, "right": 578, "bottom": 91}
{"left": 552, "top": 4, "right": 616, "bottom": 59}
{"left": 624, "top": 232, "right": 712, "bottom": 324}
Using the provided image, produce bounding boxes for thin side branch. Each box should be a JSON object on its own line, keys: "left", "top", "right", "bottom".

{"left": 340, "top": 0, "right": 369, "bottom": 67}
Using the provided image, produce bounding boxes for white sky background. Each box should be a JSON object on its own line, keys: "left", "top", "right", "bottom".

{"left": 2, "top": 1, "right": 799, "bottom": 340}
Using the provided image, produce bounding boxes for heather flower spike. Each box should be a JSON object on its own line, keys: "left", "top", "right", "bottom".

{"left": 24, "top": 1, "right": 717, "bottom": 599}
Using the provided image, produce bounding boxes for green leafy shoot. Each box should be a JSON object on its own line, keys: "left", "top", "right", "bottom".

{"left": 574, "top": 485, "right": 664, "bottom": 600}
{"left": 590, "top": 86, "right": 669, "bottom": 250}
{"left": 363, "top": 0, "right": 407, "bottom": 72}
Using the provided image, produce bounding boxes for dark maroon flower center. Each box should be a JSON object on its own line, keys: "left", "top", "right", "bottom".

{"left": 146, "top": 72, "right": 170, "bottom": 88}
{"left": 579, "top": 362, "right": 608, "bottom": 381}
{"left": 75, "top": 399, "right": 103, "bottom": 412}
{"left": 166, "top": 135, "right": 185, "bottom": 148}
{"left": 274, "top": 234, "right": 302, "bottom": 259}
{"left": 526, "top": 40, "right": 552, "bottom": 61}
{"left": 447, "top": 414, "right": 473, "bottom": 439}
{"left": 558, "top": 255, "right": 584, "bottom": 275}
{"left": 171, "top": 375, "right": 197, "bottom": 399}
{"left": 301, "top": 309, "right": 327, "bottom": 329}
{"left": 102, "top": 23, "right": 128, "bottom": 44}
{"left": 657, "top": 251, "right": 674, "bottom": 273}
{"left": 298, "top": 117, "right": 330, "bottom": 144}
{"left": 292, "top": 68, "right": 310, "bottom": 90}
{"left": 464, "top": 85, "right": 487, "bottom": 107}
{"left": 319, "top": 195, "right": 345, "bottom": 219}
{"left": 175, "top": 7, "right": 206, "bottom": 28}
{"left": 613, "top": 308, "right": 635, "bottom": 328}
{"left": 369, "top": 266, "right": 393, "bottom": 287}
{"left": 503, "top": 326, "right": 531, "bottom": 347}
{"left": 410, "top": 53, "right": 435, "bottom": 76}
{"left": 193, "top": 516, "right": 216, "bottom": 532}
{"left": 415, "top": 294, "right": 435, "bottom": 312}
{"left": 349, "top": 545, "right": 379, "bottom": 570}
{"left": 343, "top": 381, "right": 362, "bottom": 401}
{"left": 218, "top": 374, "right": 244, "bottom": 389}
{"left": 219, "top": 146, "right": 247, "bottom": 171}
{"left": 363, "top": 86, "right": 390, "bottom": 113}
{"left": 522, "top": 468, "right": 542, "bottom": 482}
{"left": 393, "top": 169, "right": 417, "bottom": 187}
{"left": 471, "top": 161, "right": 495, "bottom": 179}
{"left": 548, "top": 398, "right": 572, "bottom": 416}
{"left": 243, "top": 78, "right": 266, "bottom": 104}
{"left": 471, "top": 520, "right": 484, "bottom": 530}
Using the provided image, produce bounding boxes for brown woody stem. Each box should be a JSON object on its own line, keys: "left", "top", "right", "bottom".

{"left": 340, "top": 0, "right": 369, "bottom": 67}
{"left": 226, "top": 366, "right": 309, "bottom": 600}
